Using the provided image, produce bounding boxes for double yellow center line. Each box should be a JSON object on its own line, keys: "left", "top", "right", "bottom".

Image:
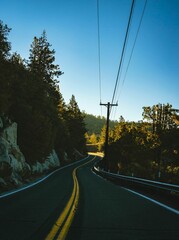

{"left": 45, "top": 156, "right": 96, "bottom": 240}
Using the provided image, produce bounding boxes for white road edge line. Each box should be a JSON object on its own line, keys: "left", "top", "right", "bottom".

{"left": 92, "top": 168, "right": 179, "bottom": 215}
{"left": 92, "top": 168, "right": 108, "bottom": 182}
{"left": 121, "top": 187, "right": 179, "bottom": 215}
{"left": 0, "top": 155, "right": 90, "bottom": 199}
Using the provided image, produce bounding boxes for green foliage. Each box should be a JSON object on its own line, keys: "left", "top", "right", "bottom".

{"left": 64, "top": 95, "right": 87, "bottom": 155}
{"left": 108, "top": 122, "right": 156, "bottom": 177}
{"left": 84, "top": 113, "right": 117, "bottom": 135}
{"left": 4, "top": 57, "right": 58, "bottom": 163}
{"left": 143, "top": 103, "right": 178, "bottom": 133}
{"left": 28, "top": 31, "right": 63, "bottom": 108}
{"left": 84, "top": 113, "right": 117, "bottom": 152}
{"left": 0, "top": 60, "right": 12, "bottom": 113}
{"left": 0, "top": 20, "right": 11, "bottom": 59}
{"left": 0, "top": 21, "right": 87, "bottom": 165}
{"left": 106, "top": 106, "right": 179, "bottom": 184}
{"left": 28, "top": 31, "right": 62, "bottom": 83}
{"left": 89, "top": 133, "right": 97, "bottom": 144}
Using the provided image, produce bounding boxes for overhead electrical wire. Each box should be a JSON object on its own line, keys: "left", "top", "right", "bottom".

{"left": 112, "top": 0, "right": 148, "bottom": 120}
{"left": 97, "top": 0, "right": 147, "bottom": 120}
{"left": 97, "top": 0, "right": 103, "bottom": 116}
{"left": 117, "top": 0, "right": 148, "bottom": 102}
{"left": 97, "top": 0, "right": 102, "bottom": 103}
{"left": 111, "top": 0, "right": 135, "bottom": 107}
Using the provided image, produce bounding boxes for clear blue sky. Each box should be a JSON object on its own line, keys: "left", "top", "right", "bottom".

{"left": 1, "top": 0, "right": 179, "bottom": 121}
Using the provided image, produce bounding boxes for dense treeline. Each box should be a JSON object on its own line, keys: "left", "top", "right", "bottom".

{"left": 85, "top": 105, "right": 179, "bottom": 184}
{"left": 102, "top": 104, "right": 179, "bottom": 184}
{"left": 1, "top": 20, "right": 178, "bottom": 184}
{"left": 0, "top": 20, "right": 86, "bottom": 164}
{"left": 84, "top": 113, "right": 117, "bottom": 136}
{"left": 84, "top": 113, "right": 117, "bottom": 148}
{"left": 83, "top": 86, "right": 179, "bottom": 184}
{"left": 84, "top": 114, "right": 106, "bottom": 136}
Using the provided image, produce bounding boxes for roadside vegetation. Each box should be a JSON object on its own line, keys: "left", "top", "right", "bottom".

{"left": 85, "top": 106, "right": 179, "bottom": 185}
{"left": 0, "top": 20, "right": 87, "bottom": 165}
{"left": 1, "top": 20, "right": 178, "bottom": 185}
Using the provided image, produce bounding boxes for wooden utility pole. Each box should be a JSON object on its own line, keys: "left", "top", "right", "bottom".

{"left": 100, "top": 102, "right": 118, "bottom": 170}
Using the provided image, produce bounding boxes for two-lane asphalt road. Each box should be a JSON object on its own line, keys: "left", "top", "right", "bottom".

{"left": 0, "top": 156, "right": 91, "bottom": 240}
{"left": 67, "top": 157, "right": 179, "bottom": 240}
{"left": 0, "top": 155, "right": 179, "bottom": 240}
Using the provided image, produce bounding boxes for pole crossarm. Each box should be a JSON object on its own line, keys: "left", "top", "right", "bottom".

{"left": 100, "top": 102, "right": 118, "bottom": 107}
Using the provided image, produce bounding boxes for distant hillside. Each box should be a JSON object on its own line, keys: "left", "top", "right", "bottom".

{"left": 84, "top": 113, "right": 117, "bottom": 135}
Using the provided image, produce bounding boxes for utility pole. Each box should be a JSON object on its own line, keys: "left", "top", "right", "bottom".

{"left": 100, "top": 102, "right": 118, "bottom": 170}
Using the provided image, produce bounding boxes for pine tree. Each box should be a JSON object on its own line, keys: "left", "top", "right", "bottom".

{"left": 142, "top": 103, "right": 177, "bottom": 133}
{"left": 65, "top": 95, "right": 86, "bottom": 154}
{"left": 0, "top": 20, "right": 11, "bottom": 59}
{"left": 28, "top": 31, "right": 62, "bottom": 84}
{"left": 28, "top": 31, "right": 63, "bottom": 106}
{"left": 0, "top": 21, "right": 12, "bottom": 114}
{"left": 10, "top": 52, "right": 26, "bottom": 68}
{"left": 89, "top": 133, "right": 97, "bottom": 144}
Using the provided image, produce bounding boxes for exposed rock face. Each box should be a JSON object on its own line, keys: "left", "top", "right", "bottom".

{"left": 0, "top": 120, "right": 31, "bottom": 186}
{"left": 31, "top": 150, "right": 60, "bottom": 174}
{"left": 0, "top": 117, "right": 60, "bottom": 190}
{"left": 0, "top": 117, "right": 3, "bottom": 128}
{"left": 0, "top": 137, "right": 12, "bottom": 178}
{"left": 2, "top": 122, "right": 17, "bottom": 146}
{"left": 0, "top": 136, "right": 10, "bottom": 164}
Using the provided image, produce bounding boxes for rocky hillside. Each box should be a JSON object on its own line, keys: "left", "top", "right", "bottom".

{"left": 0, "top": 117, "right": 60, "bottom": 192}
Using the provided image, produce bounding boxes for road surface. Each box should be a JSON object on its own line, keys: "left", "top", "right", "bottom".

{"left": 0, "top": 155, "right": 178, "bottom": 240}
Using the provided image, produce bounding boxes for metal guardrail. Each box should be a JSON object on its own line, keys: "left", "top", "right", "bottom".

{"left": 93, "top": 165, "right": 179, "bottom": 195}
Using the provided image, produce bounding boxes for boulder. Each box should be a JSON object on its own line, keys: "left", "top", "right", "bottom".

{"left": 31, "top": 149, "right": 60, "bottom": 174}
{"left": 32, "top": 162, "right": 44, "bottom": 174}
{"left": 0, "top": 123, "right": 31, "bottom": 186}
{"left": 0, "top": 137, "right": 11, "bottom": 164}
{"left": 0, "top": 118, "right": 61, "bottom": 189}
{"left": 2, "top": 122, "right": 17, "bottom": 147}
{"left": 0, "top": 137, "right": 12, "bottom": 178}
{"left": 0, "top": 117, "right": 3, "bottom": 129}
{"left": 46, "top": 149, "right": 60, "bottom": 168}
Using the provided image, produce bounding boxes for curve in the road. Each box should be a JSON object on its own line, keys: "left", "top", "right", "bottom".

{"left": 0, "top": 155, "right": 90, "bottom": 199}
{"left": 45, "top": 156, "right": 96, "bottom": 240}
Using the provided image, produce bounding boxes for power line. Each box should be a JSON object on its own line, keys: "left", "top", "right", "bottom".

{"left": 97, "top": 0, "right": 147, "bottom": 122}
{"left": 112, "top": 0, "right": 148, "bottom": 121}
{"left": 111, "top": 0, "right": 135, "bottom": 106}
{"left": 97, "top": 0, "right": 103, "bottom": 117}
{"left": 117, "top": 0, "right": 148, "bottom": 102}
{"left": 97, "top": 0, "right": 102, "bottom": 104}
